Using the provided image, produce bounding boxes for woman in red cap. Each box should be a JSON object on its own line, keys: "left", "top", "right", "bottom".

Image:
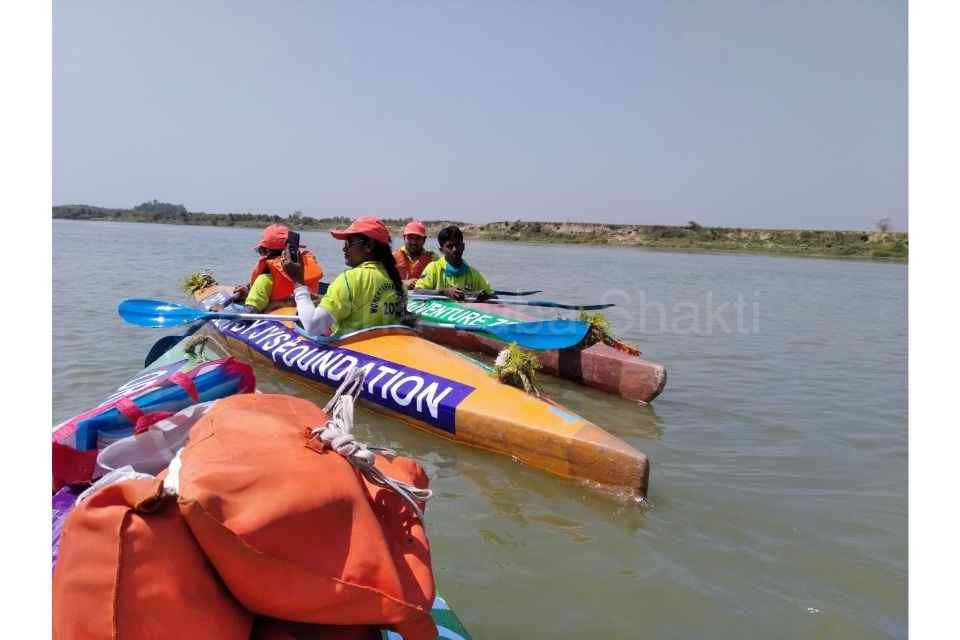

{"left": 283, "top": 217, "right": 409, "bottom": 337}
{"left": 393, "top": 220, "right": 436, "bottom": 288}
{"left": 236, "top": 224, "right": 323, "bottom": 312}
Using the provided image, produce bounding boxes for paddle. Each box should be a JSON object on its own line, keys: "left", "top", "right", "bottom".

{"left": 493, "top": 289, "right": 542, "bottom": 297}
{"left": 119, "top": 299, "right": 299, "bottom": 329}
{"left": 418, "top": 319, "right": 589, "bottom": 351}
{"left": 410, "top": 294, "right": 613, "bottom": 311}
{"left": 121, "top": 298, "right": 588, "bottom": 350}
{"left": 317, "top": 282, "right": 589, "bottom": 308}
{"left": 143, "top": 292, "right": 239, "bottom": 366}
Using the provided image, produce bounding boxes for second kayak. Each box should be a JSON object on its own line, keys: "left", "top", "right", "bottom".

{"left": 408, "top": 297, "right": 667, "bottom": 403}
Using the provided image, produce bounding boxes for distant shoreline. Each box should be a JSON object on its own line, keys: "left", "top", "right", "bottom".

{"left": 53, "top": 204, "right": 908, "bottom": 262}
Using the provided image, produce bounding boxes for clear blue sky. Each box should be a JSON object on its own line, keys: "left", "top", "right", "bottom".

{"left": 53, "top": 0, "right": 906, "bottom": 230}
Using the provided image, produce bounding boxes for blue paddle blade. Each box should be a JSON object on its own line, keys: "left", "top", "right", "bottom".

{"left": 422, "top": 319, "right": 589, "bottom": 351}
{"left": 119, "top": 299, "right": 206, "bottom": 328}
{"left": 143, "top": 334, "right": 185, "bottom": 366}
{"left": 481, "top": 319, "right": 589, "bottom": 350}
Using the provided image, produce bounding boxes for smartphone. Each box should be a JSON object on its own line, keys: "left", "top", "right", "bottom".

{"left": 286, "top": 230, "right": 301, "bottom": 264}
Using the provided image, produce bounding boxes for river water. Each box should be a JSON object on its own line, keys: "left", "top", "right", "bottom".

{"left": 53, "top": 220, "right": 907, "bottom": 638}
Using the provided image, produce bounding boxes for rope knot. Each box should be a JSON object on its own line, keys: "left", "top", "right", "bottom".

{"left": 310, "top": 366, "right": 432, "bottom": 520}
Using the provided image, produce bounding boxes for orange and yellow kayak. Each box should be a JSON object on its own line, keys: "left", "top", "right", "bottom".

{"left": 194, "top": 286, "right": 650, "bottom": 496}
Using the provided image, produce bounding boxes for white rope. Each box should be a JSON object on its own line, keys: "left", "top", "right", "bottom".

{"left": 313, "top": 367, "right": 432, "bottom": 521}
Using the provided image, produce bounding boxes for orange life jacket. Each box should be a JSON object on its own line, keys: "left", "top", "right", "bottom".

{"left": 249, "top": 249, "right": 324, "bottom": 301}
{"left": 53, "top": 477, "right": 253, "bottom": 640}
{"left": 173, "top": 394, "right": 437, "bottom": 640}
{"left": 394, "top": 248, "right": 435, "bottom": 281}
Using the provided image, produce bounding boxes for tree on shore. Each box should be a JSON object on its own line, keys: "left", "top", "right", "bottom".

{"left": 134, "top": 200, "right": 188, "bottom": 216}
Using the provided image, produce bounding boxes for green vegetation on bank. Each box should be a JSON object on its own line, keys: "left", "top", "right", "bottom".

{"left": 54, "top": 202, "right": 907, "bottom": 261}
{"left": 470, "top": 220, "right": 908, "bottom": 260}
{"left": 52, "top": 201, "right": 451, "bottom": 230}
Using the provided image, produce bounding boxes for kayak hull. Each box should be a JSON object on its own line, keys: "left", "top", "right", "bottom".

{"left": 410, "top": 300, "right": 667, "bottom": 403}
{"left": 195, "top": 287, "right": 650, "bottom": 496}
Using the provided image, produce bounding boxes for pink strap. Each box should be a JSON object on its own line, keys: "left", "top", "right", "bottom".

{"left": 168, "top": 371, "right": 200, "bottom": 403}
{"left": 115, "top": 397, "right": 144, "bottom": 425}
{"left": 223, "top": 358, "right": 256, "bottom": 394}
{"left": 133, "top": 411, "right": 175, "bottom": 434}
{"left": 109, "top": 360, "right": 249, "bottom": 436}
{"left": 115, "top": 397, "right": 176, "bottom": 434}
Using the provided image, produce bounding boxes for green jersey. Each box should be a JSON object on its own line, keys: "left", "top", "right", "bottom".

{"left": 320, "top": 261, "right": 404, "bottom": 336}
{"left": 244, "top": 273, "right": 274, "bottom": 312}
{"left": 414, "top": 257, "right": 493, "bottom": 295}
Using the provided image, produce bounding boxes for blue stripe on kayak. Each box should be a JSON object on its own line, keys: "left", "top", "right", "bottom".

{"left": 212, "top": 317, "right": 475, "bottom": 434}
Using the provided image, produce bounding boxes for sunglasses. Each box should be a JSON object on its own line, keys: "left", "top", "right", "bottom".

{"left": 343, "top": 236, "right": 369, "bottom": 248}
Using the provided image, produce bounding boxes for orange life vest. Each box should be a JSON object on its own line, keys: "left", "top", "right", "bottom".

{"left": 53, "top": 477, "right": 253, "bottom": 639}
{"left": 173, "top": 394, "right": 437, "bottom": 640}
{"left": 394, "top": 248, "right": 435, "bottom": 281}
{"left": 249, "top": 249, "right": 324, "bottom": 301}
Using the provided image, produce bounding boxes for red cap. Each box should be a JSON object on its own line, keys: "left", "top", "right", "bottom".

{"left": 330, "top": 216, "right": 392, "bottom": 246}
{"left": 255, "top": 224, "right": 289, "bottom": 250}
{"left": 402, "top": 220, "right": 427, "bottom": 237}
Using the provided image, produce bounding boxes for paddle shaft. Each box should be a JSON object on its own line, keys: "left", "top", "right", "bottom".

{"left": 494, "top": 289, "right": 541, "bottom": 296}
{"left": 207, "top": 312, "right": 299, "bottom": 322}
{"left": 409, "top": 294, "right": 613, "bottom": 311}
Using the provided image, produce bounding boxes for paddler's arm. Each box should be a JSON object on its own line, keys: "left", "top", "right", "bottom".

{"left": 472, "top": 270, "right": 497, "bottom": 301}
{"left": 293, "top": 286, "right": 335, "bottom": 336}
{"left": 243, "top": 274, "right": 273, "bottom": 312}
{"left": 285, "top": 253, "right": 335, "bottom": 336}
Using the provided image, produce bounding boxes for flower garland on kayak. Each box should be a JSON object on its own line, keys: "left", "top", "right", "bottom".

{"left": 493, "top": 343, "right": 542, "bottom": 397}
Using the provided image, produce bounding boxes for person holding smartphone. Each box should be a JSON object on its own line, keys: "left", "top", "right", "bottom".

{"left": 283, "top": 216, "right": 411, "bottom": 337}
{"left": 235, "top": 224, "right": 323, "bottom": 312}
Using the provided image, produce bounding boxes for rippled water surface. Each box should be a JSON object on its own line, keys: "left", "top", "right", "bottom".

{"left": 53, "top": 220, "right": 907, "bottom": 638}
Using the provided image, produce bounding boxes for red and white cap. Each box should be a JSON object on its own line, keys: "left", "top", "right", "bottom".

{"left": 329, "top": 216, "right": 392, "bottom": 246}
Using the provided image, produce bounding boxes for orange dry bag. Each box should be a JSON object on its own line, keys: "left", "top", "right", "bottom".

{"left": 172, "top": 393, "right": 436, "bottom": 640}
{"left": 52, "top": 478, "right": 253, "bottom": 640}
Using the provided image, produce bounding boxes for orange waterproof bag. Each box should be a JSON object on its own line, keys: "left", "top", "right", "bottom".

{"left": 173, "top": 394, "right": 436, "bottom": 640}
{"left": 52, "top": 478, "right": 252, "bottom": 640}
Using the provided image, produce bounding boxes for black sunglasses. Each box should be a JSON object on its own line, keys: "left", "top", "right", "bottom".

{"left": 344, "top": 236, "right": 369, "bottom": 248}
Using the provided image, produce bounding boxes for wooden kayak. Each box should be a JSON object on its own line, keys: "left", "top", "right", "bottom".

{"left": 408, "top": 298, "right": 667, "bottom": 403}
{"left": 52, "top": 331, "right": 474, "bottom": 640}
{"left": 195, "top": 285, "right": 650, "bottom": 496}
